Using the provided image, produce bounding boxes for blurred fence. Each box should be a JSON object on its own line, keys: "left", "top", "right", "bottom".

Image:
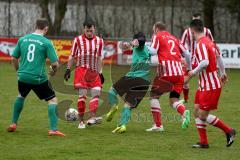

{"left": 0, "top": 0, "right": 240, "bottom": 43}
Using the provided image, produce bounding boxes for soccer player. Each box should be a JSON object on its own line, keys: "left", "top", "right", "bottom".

{"left": 7, "top": 18, "right": 65, "bottom": 136}
{"left": 64, "top": 19, "right": 104, "bottom": 129}
{"left": 186, "top": 19, "right": 236, "bottom": 148}
{"left": 106, "top": 32, "right": 152, "bottom": 134}
{"left": 146, "top": 22, "right": 191, "bottom": 132}
{"left": 180, "top": 13, "right": 216, "bottom": 103}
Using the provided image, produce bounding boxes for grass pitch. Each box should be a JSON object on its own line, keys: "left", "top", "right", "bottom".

{"left": 0, "top": 62, "right": 239, "bottom": 160}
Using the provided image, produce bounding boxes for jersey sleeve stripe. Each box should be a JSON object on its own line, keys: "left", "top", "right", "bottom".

{"left": 202, "top": 44, "right": 209, "bottom": 60}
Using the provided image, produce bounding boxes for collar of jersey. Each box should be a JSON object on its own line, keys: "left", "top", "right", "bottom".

{"left": 32, "top": 32, "right": 44, "bottom": 36}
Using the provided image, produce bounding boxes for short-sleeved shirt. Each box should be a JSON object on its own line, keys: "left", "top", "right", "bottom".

{"left": 12, "top": 33, "right": 58, "bottom": 85}
{"left": 125, "top": 45, "right": 151, "bottom": 82}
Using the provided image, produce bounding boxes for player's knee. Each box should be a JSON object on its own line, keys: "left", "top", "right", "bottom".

{"left": 91, "top": 87, "right": 101, "bottom": 97}
{"left": 183, "top": 83, "right": 189, "bottom": 89}
{"left": 198, "top": 109, "right": 208, "bottom": 120}
{"left": 150, "top": 98, "right": 160, "bottom": 108}
{"left": 169, "top": 97, "right": 179, "bottom": 108}
{"left": 48, "top": 97, "right": 57, "bottom": 104}
{"left": 79, "top": 88, "right": 88, "bottom": 97}
{"left": 17, "top": 94, "right": 25, "bottom": 99}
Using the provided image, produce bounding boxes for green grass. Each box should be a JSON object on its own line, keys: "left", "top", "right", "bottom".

{"left": 0, "top": 62, "right": 239, "bottom": 160}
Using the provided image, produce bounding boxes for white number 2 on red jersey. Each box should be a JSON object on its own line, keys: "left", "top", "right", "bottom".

{"left": 168, "top": 40, "right": 176, "bottom": 55}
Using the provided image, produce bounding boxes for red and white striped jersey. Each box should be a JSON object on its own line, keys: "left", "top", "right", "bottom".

{"left": 181, "top": 27, "right": 215, "bottom": 66}
{"left": 195, "top": 36, "right": 221, "bottom": 91}
{"left": 151, "top": 31, "right": 187, "bottom": 77}
{"left": 70, "top": 34, "right": 103, "bottom": 72}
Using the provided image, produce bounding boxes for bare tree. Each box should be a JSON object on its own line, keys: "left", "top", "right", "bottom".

{"left": 203, "top": 0, "right": 216, "bottom": 36}
{"left": 39, "top": 0, "right": 68, "bottom": 36}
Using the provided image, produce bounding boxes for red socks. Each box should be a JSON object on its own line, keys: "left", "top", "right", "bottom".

{"left": 151, "top": 107, "right": 162, "bottom": 127}
{"left": 89, "top": 96, "right": 99, "bottom": 115}
{"left": 173, "top": 102, "right": 186, "bottom": 115}
{"left": 183, "top": 88, "right": 189, "bottom": 102}
{"left": 207, "top": 114, "right": 232, "bottom": 134}
{"left": 195, "top": 118, "right": 208, "bottom": 144}
{"left": 78, "top": 96, "right": 86, "bottom": 116}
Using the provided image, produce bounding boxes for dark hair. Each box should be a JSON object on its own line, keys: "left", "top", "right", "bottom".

{"left": 133, "top": 32, "right": 146, "bottom": 48}
{"left": 190, "top": 19, "right": 204, "bottom": 33}
{"left": 83, "top": 18, "right": 95, "bottom": 28}
{"left": 192, "top": 13, "right": 201, "bottom": 18}
{"left": 154, "top": 21, "right": 166, "bottom": 30}
{"left": 36, "top": 18, "right": 49, "bottom": 30}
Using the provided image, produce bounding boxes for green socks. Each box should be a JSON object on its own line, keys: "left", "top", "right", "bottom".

{"left": 108, "top": 88, "right": 118, "bottom": 107}
{"left": 12, "top": 97, "right": 25, "bottom": 124}
{"left": 120, "top": 107, "right": 131, "bottom": 126}
{"left": 48, "top": 104, "right": 58, "bottom": 131}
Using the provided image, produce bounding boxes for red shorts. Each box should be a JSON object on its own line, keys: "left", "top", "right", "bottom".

{"left": 74, "top": 67, "right": 102, "bottom": 89}
{"left": 194, "top": 88, "right": 222, "bottom": 111}
{"left": 151, "top": 76, "right": 184, "bottom": 96}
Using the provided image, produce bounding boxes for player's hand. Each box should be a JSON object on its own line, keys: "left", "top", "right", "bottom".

{"left": 220, "top": 74, "right": 228, "bottom": 85}
{"left": 184, "top": 70, "right": 194, "bottom": 84}
{"left": 99, "top": 73, "right": 105, "bottom": 84}
{"left": 64, "top": 69, "right": 71, "bottom": 81}
{"left": 48, "top": 66, "right": 57, "bottom": 76}
{"left": 122, "top": 42, "right": 131, "bottom": 51}
{"left": 131, "top": 39, "right": 139, "bottom": 47}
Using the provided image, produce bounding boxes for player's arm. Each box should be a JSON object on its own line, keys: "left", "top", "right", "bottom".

{"left": 185, "top": 43, "right": 209, "bottom": 83}
{"left": 180, "top": 43, "right": 192, "bottom": 71}
{"left": 215, "top": 48, "right": 228, "bottom": 84}
{"left": 64, "top": 38, "right": 78, "bottom": 81}
{"left": 46, "top": 41, "right": 59, "bottom": 76}
{"left": 11, "top": 38, "right": 22, "bottom": 71}
{"left": 181, "top": 29, "right": 190, "bottom": 51}
{"left": 147, "top": 35, "right": 159, "bottom": 55}
{"left": 98, "top": 39, "right": 104, "bottom": 84}
{"left": 207, "top": 29, "right": 214, "bottom": 42}
{"left": 12, "top": 58, "right": 19, "bottom": 71}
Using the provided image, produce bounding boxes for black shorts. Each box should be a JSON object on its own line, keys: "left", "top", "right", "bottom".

{"left": 113, "top": 76, "right": 150, "bottom": 108}
{"left": 18, "top": 80, "right": 56, "bottom": 101}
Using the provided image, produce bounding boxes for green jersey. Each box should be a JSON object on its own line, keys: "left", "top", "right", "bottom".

{"left": 12, "top": 33, "right": 58, "bottom": 85}
{"left": 125, "top": 45, "right": 151, "bottom": 81}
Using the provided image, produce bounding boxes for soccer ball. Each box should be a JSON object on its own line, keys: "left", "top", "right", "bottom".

{"left": 64, "top": 108, "right": 79, "bottom": 121}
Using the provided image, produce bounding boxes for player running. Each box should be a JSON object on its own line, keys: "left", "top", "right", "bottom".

{"left": 186, "top": 19, "right": 236, "bottom": 148}
{"left": 64, "top": 19, "right": 104, "bottom": 129}
{"left": 180, "top": 13, "right": 218, "bottom": 103}
{"left": 7, "top": 18, "right": 65, "bottom": 136}
{"left": 146, "top": 22, "right": 192, "bottom": 132}
{"left": 106, "top": 32, "right": 153, "bottom": 134}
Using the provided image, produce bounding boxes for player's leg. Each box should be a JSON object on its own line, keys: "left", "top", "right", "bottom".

{"left": 146, "top": 97, "right": 164, "bottom": 132}
{"left": 146, "top": 77, "right": 164, "bottom": 132}
{"left": 182, "top": 81, "right": 189, "bottom": 103}
{"left": 169, "top": 91, "right": 190, "bottom": 129}
{"left": 31, "top": 81, "right": 65, "bottom": 136}
{"left": 204, "top": 89, "right": 236, "bottom": 147}
{"left": 112, "top": 103, "right": 131, "bottom": 134}
{"left": 206, "top": 114, "right": 236, "bottom": 147}
{"left": 77, "top": 88, "right": 87, "bottom": 128}
{"left": 47, "top": 97, "right": 65, "bottom": 136}
{"left": 106, "top": 87, "right": 119, "bottom": 122}
{"left": 112, "top": 78, "right": 149, "bottom": 134}
{"left": 8, "top": 81, "right": 31, "bottom": 132}
{"left": 87, "top": 87, "right": 102, "bottom": 125}
{"left": 193, "top": 106, "right": 209, "bottom": 148}
{"left": 106, "top": 76, "right": 128, "bottom": 122}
